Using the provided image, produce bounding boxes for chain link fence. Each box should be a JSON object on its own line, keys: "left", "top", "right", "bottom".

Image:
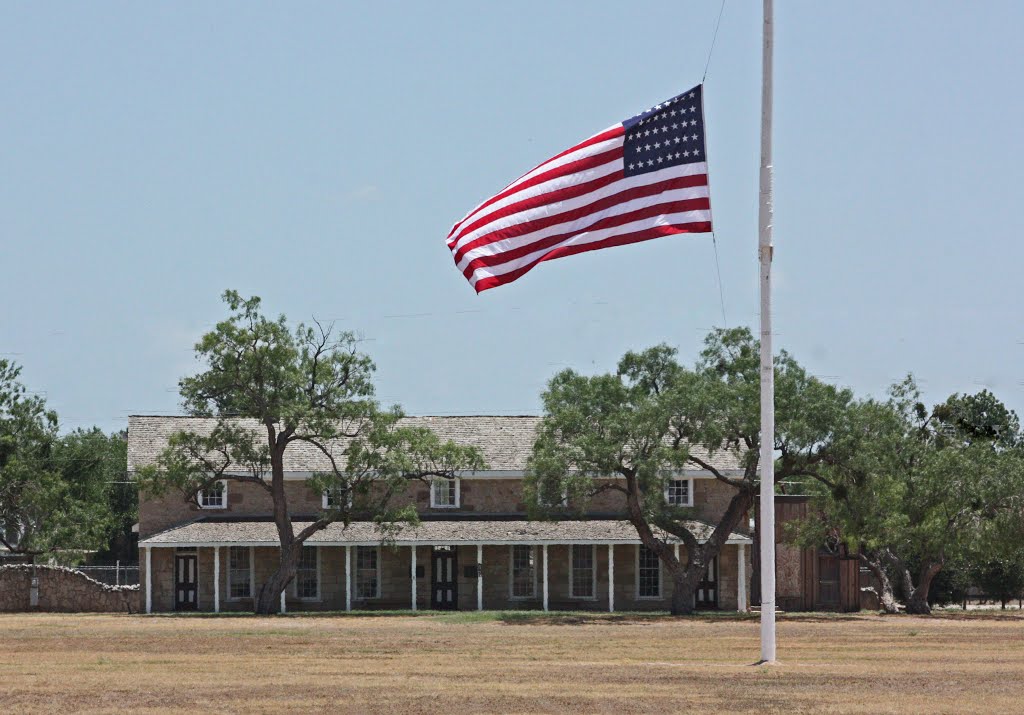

{"left": 73, "top": 563, "right": 139, "bottom": 587}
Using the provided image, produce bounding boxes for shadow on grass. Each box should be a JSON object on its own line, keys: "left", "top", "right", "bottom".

{"left": 134, "top": 609, "right": 1024, "bottom": 624}
{"left": 487, "top": 611, "right": 760, "bottom": 626}
{"left": 139, "top": 609, "right": 747, "bottom": 624}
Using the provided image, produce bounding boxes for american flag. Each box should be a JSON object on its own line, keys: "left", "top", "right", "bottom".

{"left": 447, "top": 85, "right": 712, "bottom": 293}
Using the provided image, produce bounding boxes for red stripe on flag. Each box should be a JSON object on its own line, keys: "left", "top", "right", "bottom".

{"left": 451, "top": 165, "right": 625, "bottom": 255}
{"left": 471, "top": 221, "right": 712, "bottom": 293}
{"left": 460, "top": 197, "right": 711, "bottom": 279}
{"left": 448, "top": 125, "right": 622, "bottom": 239}
{"left": 449, "top": 145, "right": 625, "bottom": 245}
{"left": 453, "top": 173, "right": 709, "bottom": 266}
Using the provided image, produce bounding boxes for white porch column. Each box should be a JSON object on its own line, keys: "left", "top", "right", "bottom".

{"left": 213, "top": 546, "right": 220, "bottom": 614}
{"left": 411, "top": 545, "right": 418, "bottom": 611}
{"left": 607, "top": 544, "right": 615, "bottom": 613}
{"left": 674, "top": 544, "right": 680, "bottom": 561}
{"left": 476, "top": 544, "right": 483, "bottom": 611}
{"left": 542, "top": 545, "right": 549, "bottom": 612}
{"left": 145, "top": 547, "right": 152, "bottom": 614}
{"left": 737, "top": 544, "right": 748, "bottom": 612}
{"left": 345, "top": 545, "right": 352, "bottom": 612}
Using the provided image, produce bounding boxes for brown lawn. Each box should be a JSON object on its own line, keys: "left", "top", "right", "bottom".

{"left": 0, "top": 611, "right": 1022, "bottom": 714}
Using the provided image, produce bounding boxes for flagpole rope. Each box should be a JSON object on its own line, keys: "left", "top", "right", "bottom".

{"left": 711, "top": 232, "right": 729, "bottom": 328}
{"left": 699, "top": 0, "right": 729, "bottom": 329}
{"left": 702, "top": 0, "right": 727, "bottom": 82}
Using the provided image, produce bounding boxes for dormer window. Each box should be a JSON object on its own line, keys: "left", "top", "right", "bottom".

{"left": 198, "top": 481, "right": 227, "bottom": 509}
{"left": 430, "top": 477, "right": 460, "bottom": 508}
{"left": 322, "top": 488, "right": 352, "bottom": 511}
{"left": 664, "top": 478, "right": 693, "bottom": 507}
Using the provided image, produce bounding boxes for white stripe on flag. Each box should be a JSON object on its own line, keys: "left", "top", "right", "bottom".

{"left": 467, "top": 208, "right": 712, "bottom": 287}
{"left": 457, "top": 182, "right": 710, "bottom": 273}
{"left": 451, "top": 161, "right": 707, "bottom": 257}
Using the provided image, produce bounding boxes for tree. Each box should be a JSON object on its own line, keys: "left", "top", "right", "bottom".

{"left": 798, "top": 381, "right": 1024, "bottom": 614}
{"left": 526, "top": 328, "right": 851, "bottom": 615}
{"left": 0, "top": 361, "right": 118, "bottom": 562}
{"left": 968, "top": 509, "right": 1024, "bottom": 609}
{"left": 137, "top": 291, "right": 485, "bottom": 614}
{"left": 90, "top": 430, "right": 134, "bottom": 563}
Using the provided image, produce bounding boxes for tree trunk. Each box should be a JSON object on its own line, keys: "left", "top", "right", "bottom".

{"left": 670, "top": 571, "right": 701, "bottom": 615}
{"left": 255, "top": 540, "right": 298, "bottom": 615}
{"left": 905, "top": 560, "right": 943, "bottom": 615}
{"left": 254, "top": 433, "right": 300, "bottom": 615}
{"left": 860, "top": 553, "right": 899, "bottom": 614}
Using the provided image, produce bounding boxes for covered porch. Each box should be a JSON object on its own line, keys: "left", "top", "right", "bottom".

{"left": 139, "top": 519, "right": 752, "bottom": 614}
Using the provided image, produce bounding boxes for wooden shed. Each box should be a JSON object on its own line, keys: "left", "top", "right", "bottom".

{"left": 765, "top": 495, "right": 861, "bottom": 612}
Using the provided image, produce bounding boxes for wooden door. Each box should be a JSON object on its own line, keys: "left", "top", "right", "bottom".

{"left": 696, "top": 556, "right": 718, "bottom": 609}
{"left": 431, "top": 547, "right": 458, "bottom": 610}
{"left": 175, "top": 553, "right": 198, "bottom": 611}
{"left": 817, "top": 554, "right": 841, "bottom": 610}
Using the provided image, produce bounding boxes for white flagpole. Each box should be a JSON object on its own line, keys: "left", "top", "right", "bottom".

{"left": 758, "top": 0, "right": 777, "bottom": 664}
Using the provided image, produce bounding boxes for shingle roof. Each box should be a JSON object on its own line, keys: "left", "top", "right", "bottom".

{"left": 139, "top": 517, "right": 751, "bottom": 546}
{"left": 127, "top": 415, "right": 742, "bottom": 474}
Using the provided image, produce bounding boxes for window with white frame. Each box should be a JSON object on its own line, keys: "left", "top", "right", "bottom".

{"left": 665, "top": 478, "right": 693, "bottom": 507}
{"left": 570, "top": 545, "right": 596, "bottom": 599}
{"left": 637, "top": 545, "right": 662, "bottom": 598}
{"left": 227, "top": 546, "right": 251, "bottom": 599}
{"left": 199, "top": 481, "right": 227, "bottom": 509}
{"left": 355, "top": 546, "right": 381, "bottom": 599}
{"left": 293, "top": 545, "right": 320, "bottom": 600}
{"left": 509, "top": 545, "right": 536, "bottom": 598}
{"left": 322, "top": 488, "right": 352, "bottom": 511}
{"left": 430, "top": 478, "right": 460, "bottom": 508}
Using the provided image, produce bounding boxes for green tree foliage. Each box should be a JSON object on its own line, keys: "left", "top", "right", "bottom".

{"left": 0, "top": 360, "right": 122, "bottom": 562}
{"left": 91, "top": 431, "right": 134, "bottom": 563}
{"left": 797, "top": 381, "right": 1024, "bottom": 614}
{"left": 967, "top": 509, "right": 1024, "bottom": 608}
{"left": 137, "top": 291, "right": 485, "bottom": 614}
{"left": 526, "top": 328, "right": 851, "bottom": 615}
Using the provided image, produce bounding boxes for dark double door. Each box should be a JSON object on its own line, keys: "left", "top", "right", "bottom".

{"left": 431, "top": 547, "right": 458, "bottom": 610}
{"left": 175, "top": 552, "right": 198, "bottom": 611}
{"left": 696, "top": 556, "right": 718, "bottom": 609}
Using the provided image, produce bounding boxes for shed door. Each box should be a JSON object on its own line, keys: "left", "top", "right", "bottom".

{"left": 431, "top": 547, "right": 458, "bottom": 610}
{"left": 175, "top": 553, "right": 198, "bottom": 611}
{"left": 818, "top": 554, "right": 841, "bottom": 610}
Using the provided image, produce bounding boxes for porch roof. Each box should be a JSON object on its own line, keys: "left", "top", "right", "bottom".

{"left": 140, "top": 518, "right": 752, "bottom": 548}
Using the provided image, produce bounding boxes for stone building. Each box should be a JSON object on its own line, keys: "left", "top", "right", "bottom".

{"left": 131, "top": 415, "right": 753, "bottom": 614}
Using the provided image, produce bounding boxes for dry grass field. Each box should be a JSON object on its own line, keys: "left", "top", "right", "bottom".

{"left": 0, "top": 611, "right": 1022, "bottom": 714}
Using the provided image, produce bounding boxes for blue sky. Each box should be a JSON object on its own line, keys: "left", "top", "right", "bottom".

{"left": 2, "top": 1, "right": 1022, "bottom": 433}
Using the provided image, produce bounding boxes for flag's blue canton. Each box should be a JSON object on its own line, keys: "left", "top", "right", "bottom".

{"left": 622, "top": 84, "right": 706, "bottom": 178}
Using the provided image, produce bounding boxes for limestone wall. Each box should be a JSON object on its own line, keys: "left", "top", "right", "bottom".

{"left": 0, "top": 565, "right": 139, "bottom": 613}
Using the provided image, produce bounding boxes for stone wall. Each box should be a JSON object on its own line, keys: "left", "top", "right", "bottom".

{"left": 0, "top": 565, "right": 139, "bottom": 613}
